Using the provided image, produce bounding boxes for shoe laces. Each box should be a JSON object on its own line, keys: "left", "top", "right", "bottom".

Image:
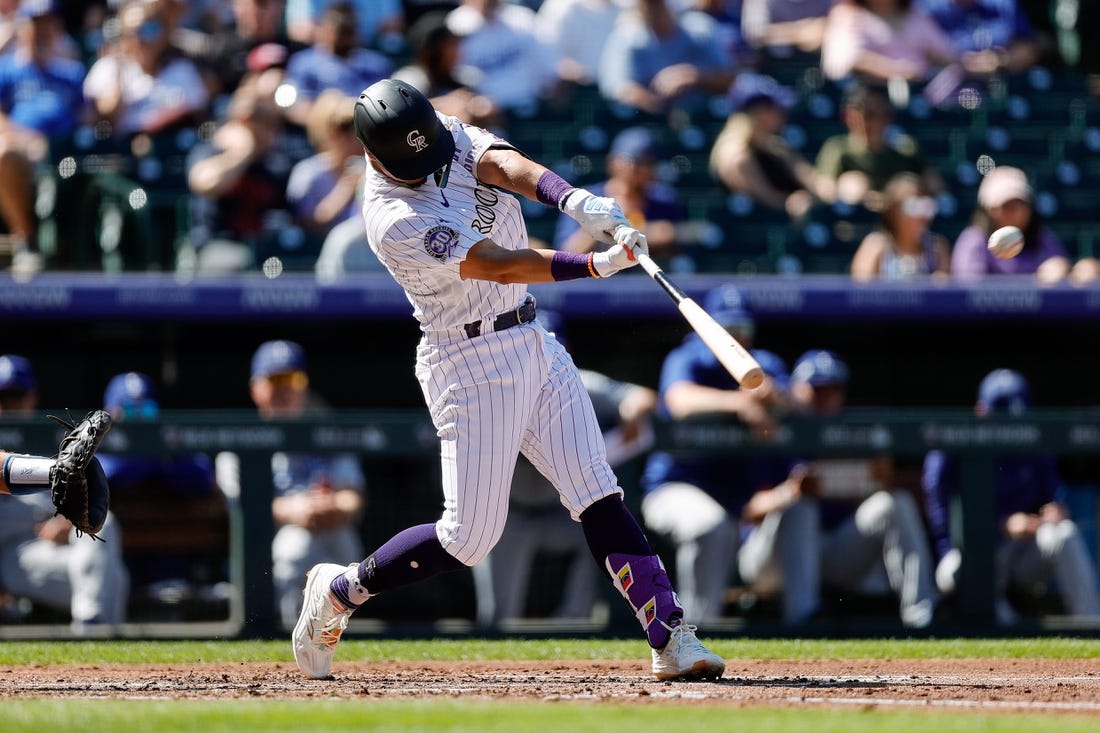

{"left": 667, "top": 624, "right": 705, "bottom": 653}
{"left": 310, "top": 595, "right": 350, "bottom": 650}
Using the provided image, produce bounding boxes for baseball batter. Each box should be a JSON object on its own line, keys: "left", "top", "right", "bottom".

{"left": 292, "top": 79, "right": 724, "bottom": 682}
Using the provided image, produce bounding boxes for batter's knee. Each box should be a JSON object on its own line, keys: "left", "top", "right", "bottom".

{"left": 437, "top": 519, "right": 504, "bottom": 567}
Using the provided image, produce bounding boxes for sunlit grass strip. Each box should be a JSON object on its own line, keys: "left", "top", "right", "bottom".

{"left": 1, "top": 637, "right": 1098, "bottom": 666}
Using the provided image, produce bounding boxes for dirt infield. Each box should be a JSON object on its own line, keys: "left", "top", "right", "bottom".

{"left": 3, "top": 658, "right": 1098, "bottom": 713}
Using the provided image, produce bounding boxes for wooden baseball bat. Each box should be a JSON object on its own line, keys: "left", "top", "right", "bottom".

{"left": 636, "top": 254, "right": 764, "bottom": 389}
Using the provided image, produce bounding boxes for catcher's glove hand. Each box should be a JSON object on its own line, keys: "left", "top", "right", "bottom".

{"left": 48, "top": 409, "right": 112, "bottom": 539}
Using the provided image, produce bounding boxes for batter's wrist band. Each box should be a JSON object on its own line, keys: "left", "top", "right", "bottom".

{"left": 550, "top": 250, "right": 597, "bottom": 281}
{"left": 535, "top": 170, "right": 575, "bottom": 211}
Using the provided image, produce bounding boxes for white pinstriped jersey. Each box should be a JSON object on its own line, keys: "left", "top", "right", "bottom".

{"left": 359, "top": 110, "right": 620, "bottom": 566}
{"left": 361, "top": 112, "right": 529, "bottom": 339}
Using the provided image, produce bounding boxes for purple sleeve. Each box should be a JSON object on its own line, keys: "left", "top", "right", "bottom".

{"left": 922, "top": 450, "right": 955, "bottom": 562}
{"left": 950, "top": 225, "right": 990, "bottom": 279}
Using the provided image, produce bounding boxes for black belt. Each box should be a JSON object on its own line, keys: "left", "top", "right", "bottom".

{"left": 464, "top": 298, "right": 537, "bottom": 338}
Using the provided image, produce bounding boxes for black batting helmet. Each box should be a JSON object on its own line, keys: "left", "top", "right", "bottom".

{"left": 354, "top": 79, "right": 454, "bottom": 184}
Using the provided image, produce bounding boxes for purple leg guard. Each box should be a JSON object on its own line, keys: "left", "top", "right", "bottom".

{"left": 605, "top": 552, "right": 684, "bottom": 649}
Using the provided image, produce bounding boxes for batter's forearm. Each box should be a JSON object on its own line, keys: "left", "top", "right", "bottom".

{"left": 460, "top": 241, "right": 558, "bottom": 283}
{"left": 475, "top": 148, "right": 553, "bottom": 202}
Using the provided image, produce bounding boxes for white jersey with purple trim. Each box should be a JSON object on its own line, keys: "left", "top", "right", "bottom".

{"left": 361, "top": 112, "right": 529, "bottom": 341}
{"left": 358, "top": 111, "right": 621, "bottom": 567}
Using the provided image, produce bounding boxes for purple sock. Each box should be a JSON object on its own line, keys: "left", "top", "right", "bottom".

{"left": 355, "top": 523, "right": 466, "bottom": 595}
{"left": 580, "top": 495, "right": 652, "bottom": 561}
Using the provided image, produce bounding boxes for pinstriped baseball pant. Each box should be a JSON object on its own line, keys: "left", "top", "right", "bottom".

{"left": 415, "top": 321, "right": 622, "bottom": 566}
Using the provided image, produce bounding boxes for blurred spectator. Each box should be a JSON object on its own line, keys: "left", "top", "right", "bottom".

{"left": 97, "top": 371, "right": 229, "bottom": 616}
{"left": 599, "top": 0, "right": 738, "bottom": 116}
{"left": 950, "top": 165, "right": 1075, "bottom": 284}
{"left": 787, "top": 349, "right": 938, "bottom": 628}
{"left": 534, "top": 0, "right": 623, "bottom": 86}
{"left": 850, "top": 171, "right": 951, "bottom": 280}
{"left": 173, "top": 0, "right": 298, "bottom": 100}
{"left": 286, "top": 89, "right": 365, "bottom": 258}
{"left": 445, "top": 0, "right": 558, "bottom": 112}
{"left": 678, "top": 0, "right": 753, "bottom": 69}
{"left": 473, "top": 311, "right": 659, "bottom": 627}
{"left": 814, "top": 83, "right": 944, "bottom": 209}
{"left": 282, "top": 2, "right": 393, "bottom": 127}
{"left": 917, "top": 0, "right": 1040, "bottom": 77}
{"left": 640, "top": 286, "right": 795, "bottom": 621}
{"left": 553, "top": 126, "right": 700, "bottom": 263}
{"left": 0, "top": 0, "right": 78, "bottom": 60}
{"left": 83, "top": 0, "right": 209, "bottom": 138}
{"left": 391, "top": 10, "right": 499, "bottom": 127}
{"left": 922, "top": 369, "right": 1100, "bottom": 624}
{"left": 0, "top": 354, "right": 36, "bottom": 413}
{"left": 285, "top": 0, "right": 405, "bottom": 50}
{"left": 709, "top": 72, "right": 834, "bottom": 219}
{"left": 820, "top": 0, "right": 957, "bottom": 84}
{"left": 185, "top": 81, "right": 292, "bottom": 275}
{"left": 0, "top": 0, "right": 17, "bottom": 57}
{"left": 0, "top": 356, "right": 128, "bottom": 633}
{"left": 0, "top": 0, "right": 86, "bottom": 269}
{"left": 741, "top": 0, "right": 834, "bottom": 53}
{"left": 248, "top": 340, "right": 366, "bottom": 628}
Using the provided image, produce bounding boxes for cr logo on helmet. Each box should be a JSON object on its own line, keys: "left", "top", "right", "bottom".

{"left": 406, "top": 130, "right": 427, "bottom": 152}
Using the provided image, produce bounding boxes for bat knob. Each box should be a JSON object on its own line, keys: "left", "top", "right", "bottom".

{"left": 740, "top": 368, "right": 765, "bottom": 390}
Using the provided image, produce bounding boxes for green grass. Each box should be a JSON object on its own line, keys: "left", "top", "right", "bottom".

{"left": 1, "top": 637, "right": 1098, "bottom": 665}
{"left": 3, "top": 699, "right": 1099, "bottom": 733}
{"left": 3, "top": 638, "right": 1098, "bottom": 731}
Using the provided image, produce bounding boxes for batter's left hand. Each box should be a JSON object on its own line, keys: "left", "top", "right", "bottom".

{"left": 591, "top": 228, "right": 648, "bottom": 277}
{"left": 614, "top": 225, "right": 649, "bottom": 260}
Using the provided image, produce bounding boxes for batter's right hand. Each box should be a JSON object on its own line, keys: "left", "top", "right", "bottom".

{"left": 562, "top": 189, "right": 630, "bottom": 246}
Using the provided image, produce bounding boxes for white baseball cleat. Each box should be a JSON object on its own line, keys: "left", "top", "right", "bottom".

{"left": 651, "top": 624, "right": 725, "bottom": 682}
{"left": 292, "top": 563, "right": 357, "bottom": 679}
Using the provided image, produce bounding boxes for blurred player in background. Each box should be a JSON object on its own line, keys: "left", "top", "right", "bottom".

{"left": 97, "top": 371, "right": 228, "bottom": 617}
{"left": 249, "top": 340, "right": 365, "bottom": 628}
{"left": 640, "top": 285, "right": 803, "bottom": 623}
{"left": 788, "top": 349, "right": 938, "bottom": 628}
{"left": 0, "top": 354, "right": 38, "bottom": 414}
{"left": 0, "top": 355, "right": 128, "bottom": 633}
{"left": 922, "top": 368, "right": 1100, "bottom": 624}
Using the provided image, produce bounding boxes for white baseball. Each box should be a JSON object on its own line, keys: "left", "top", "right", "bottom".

{"left": 988, "top": 225, "right": 1024, "bottom": 259}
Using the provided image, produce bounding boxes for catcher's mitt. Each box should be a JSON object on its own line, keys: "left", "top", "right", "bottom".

{"left": 48, "top": 409, "right": 112, "bottom": 539}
